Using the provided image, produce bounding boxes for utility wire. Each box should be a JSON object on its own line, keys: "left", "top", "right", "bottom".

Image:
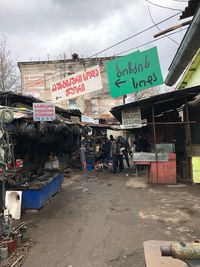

{"left": 145, "top": 0, "right": 183, "bottom": 11}
{"left": 22, "top": 12, "right": 181, "bottom": 89}
{"left": 32, "top": 0, "right": 59, "bottom": 36}
{"left": 147, "top": 6, "right": 180, "bottom": 45}
{"left": 115, "top": 28, "right": 186, "bottom": 56}
{"left": 23, "top": 28, "right": 186, "bottom": 91}
{"left": 89, "top": 12, "right": 181, "bottom": 58}
{"left": 170, "top": 0, "right": 188, "bottom": 2}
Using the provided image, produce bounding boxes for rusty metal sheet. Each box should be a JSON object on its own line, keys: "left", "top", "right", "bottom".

{"left": 144, "top": 240, "right": 188, "bottom": 267}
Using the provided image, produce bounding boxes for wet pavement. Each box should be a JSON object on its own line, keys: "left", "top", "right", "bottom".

{"left": 22, "top": 169, "right": 200, "bottom": 267}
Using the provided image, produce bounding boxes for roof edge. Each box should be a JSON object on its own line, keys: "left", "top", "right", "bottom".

{"left": 165, "top": 5, "right": 200, "bottom": 86}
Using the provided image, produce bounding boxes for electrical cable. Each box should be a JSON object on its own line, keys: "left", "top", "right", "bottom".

{"left": 23, "top": 28, "right": 186, "bottom": 94}
{"left": 32, "top": 0, "right": 61, "bottom": 39}
{"left": 144, "top": 0, "right": 183, "bottom": 11}
{"left": 115, "top": 28, "right": 186, "bottom": 56}
{"left": 88, "top": 12, "right": 181, "bottom": 58}
{"left": 22, "top": 11, "right": 182, "bottom": 90}
{"left": 147, "top": 6, "right": 180, "bottom": 45}
{"left": 170, "top": 0, "right": 188, "bottom": 2}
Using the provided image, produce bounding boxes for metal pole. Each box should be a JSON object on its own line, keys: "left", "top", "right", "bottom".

{"left": 152, "top": 105, "right": 158, "bottom": 183}
{"left": 2, "top": 177, "right": 5, "bottom": 211}
{"left": 185, "top": 98, "right": 192, "bottom": 148}
{"left": 143, "top": 121, "right": 196, "bottom": 125}
{"left": 123, "top": 95, "right": 127, "bottom": 104}
{"left": 185, "top": 97, "right": 192, "bottom": 181}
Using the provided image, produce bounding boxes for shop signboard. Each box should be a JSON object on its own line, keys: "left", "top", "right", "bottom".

{"left": 122, "top": 107, "right": 141, "bottom": 128}
{"left": 106, "top": 47, "right": 163, "bottom": 98}
{"left": 51, "top": 65, "right": 103, "bottom": 102}
{"left": 33, "top": 103, "right": 55, "bottom": 121}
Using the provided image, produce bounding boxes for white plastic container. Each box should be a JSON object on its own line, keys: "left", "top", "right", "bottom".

{"left": 44, "top": 161, "right": 52, "bottom": 169}
{"left": 52, "top": 160, "right": 59, "bottom": 169}
{"left": 4, "top": 191, "right": 22, "bottom": 220}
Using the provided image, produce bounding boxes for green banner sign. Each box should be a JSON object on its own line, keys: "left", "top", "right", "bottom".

{"left": 106, "top": 47, "right": 163, "bottom": 98}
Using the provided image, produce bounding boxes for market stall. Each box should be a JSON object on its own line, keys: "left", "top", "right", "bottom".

{"left": 0, "top": 94, "right": 82, "bottom": 214}
{"left": 111, "top": 85, "right": 200, "bottom": 184}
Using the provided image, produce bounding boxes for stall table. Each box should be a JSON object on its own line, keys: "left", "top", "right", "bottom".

{"left": 133, "top": 153, "right": 176, "bottom": 184}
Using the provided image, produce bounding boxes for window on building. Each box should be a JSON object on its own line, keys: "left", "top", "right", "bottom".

{"left": 91, "top": 103, "right": 97, "bottom": 114}
{"left": 44, "top": 73, "right": 53, "bottom": 90}
{"left": 69, "top": 99, "right": 77, "bottom": 109}
{"left": 91, "top": 99, "right": 99, "bottom": 114}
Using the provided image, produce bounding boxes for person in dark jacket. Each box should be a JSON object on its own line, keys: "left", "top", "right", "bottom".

{"left": 134, "top": 134, "right": 150, "bottom": 152}
{"left": 110, "top": 137, "right": 123, "bottom": 173}
{"left": 122, "top": 137, "right": 130, "bottom": 168}
{"left": 101, "top": 137, "right": 111, "bottom": 160}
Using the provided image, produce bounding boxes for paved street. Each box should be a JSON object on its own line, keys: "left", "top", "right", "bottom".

{"left": 22, "top": 170, "right": 200, "bottom": 267}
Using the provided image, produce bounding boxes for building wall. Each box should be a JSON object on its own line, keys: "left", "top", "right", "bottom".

{"left": 177, "top": 49, "right": 200, "bottom": 89}
{"left": 186, "top": 62, "right": 200, "bottom": 88}
{"left": 18, "top": 57, "right": 123, "bottom": 117}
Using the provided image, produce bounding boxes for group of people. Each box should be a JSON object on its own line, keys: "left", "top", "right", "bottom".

{"left": 80, "top": 133, "right": 150, "bottom": 173}
{"left": 80, "top": 134, "right": 132, "bottom": 173}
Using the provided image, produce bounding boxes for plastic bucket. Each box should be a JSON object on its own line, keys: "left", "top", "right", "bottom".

{"left": 0, "top": 246, "right": 8, "bottom": 259}
{"left": 87, "top": 160, "right": 92, "bottom": 171}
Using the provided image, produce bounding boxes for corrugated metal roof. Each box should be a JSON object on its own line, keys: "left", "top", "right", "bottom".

{"left": 0, "top": 92, "right": 81, "bottom": 118}
{"left": 165, "top": 5, "right": 200, "bottom": 86}
{"left": 180, "top": 0, "right": 200, "bottom": 19}
{"left": 110, "top": 85, "right": 200, "bottom": 122}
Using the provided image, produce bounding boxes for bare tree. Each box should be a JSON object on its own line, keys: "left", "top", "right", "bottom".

{"left": 0, "top": 36, "right": 19, "bottom": 92}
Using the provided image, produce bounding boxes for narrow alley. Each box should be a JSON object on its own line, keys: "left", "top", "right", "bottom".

{"left": 22, "top": 170, "right": 200, "bottom": 267}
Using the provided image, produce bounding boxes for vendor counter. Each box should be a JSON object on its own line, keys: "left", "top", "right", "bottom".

{"left": 133, "top": 152, "right": 176, "bottom": 184}
{"left": 9, "top": 172, "right": 64, "bottom": 209}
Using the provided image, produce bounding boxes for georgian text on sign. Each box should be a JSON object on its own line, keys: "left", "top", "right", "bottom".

{"left": 33, "top": 103, "right": 55, "bottom": 121}
{"left": 51, "top": 65, "right": 103, "bottom": 102}
{"left": 106, "top": 47, "right": 163, "bottom": 98}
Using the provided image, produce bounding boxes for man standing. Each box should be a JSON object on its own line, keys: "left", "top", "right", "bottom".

{"left": 123, "top": 137, "right": 131, "bottom": 168}
{"left": 110, "top": 137, "right": 123, "bottom": 173}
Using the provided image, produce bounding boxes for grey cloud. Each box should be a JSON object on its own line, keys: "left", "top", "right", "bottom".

{"left": 0, "top": 0, "right": 137, "bottom": 35}
{"left": 0, "top": 0, "right": 188, "bottom": 76}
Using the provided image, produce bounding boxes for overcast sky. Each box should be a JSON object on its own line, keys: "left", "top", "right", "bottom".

{"left": 0, "top": 0, "right": 189, "bottom": 79}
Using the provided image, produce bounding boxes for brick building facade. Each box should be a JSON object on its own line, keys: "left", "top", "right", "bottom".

{"left": 18, "top": 55, "right": 123, "bottom": 118}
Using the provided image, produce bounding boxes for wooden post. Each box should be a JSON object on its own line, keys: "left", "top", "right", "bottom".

{"left": 123, "top": 95, "right": 127, "bottom": 104}
{"left": 185, "top": 97, "right": 192, "bottom": 181}
{"left": 154, "top": 20, "right": 191, "bottom": 38}
{"left": 152, "top": 105, "right": 158, "bottom": 183}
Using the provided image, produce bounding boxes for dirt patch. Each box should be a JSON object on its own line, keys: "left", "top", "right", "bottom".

{"left": 108, "top": 248, "right": 144, "bottom": 267}
{"left": 139, "top": 209, "right": 190, "bottom": 224}
{"left": 166, "top": 184, "right": 187, "bottom": 188}
{"left": 110, "top": 207, "right": 130, "bottom": 213}
{"left": 125, "top": 178, "right": 148, "bottom": 189}
{"left": 61, "top": 174, "right": 81, "bottom": 188}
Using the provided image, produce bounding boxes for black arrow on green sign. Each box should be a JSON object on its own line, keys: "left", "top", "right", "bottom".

{"left": 115, "top": 79, "right": 126, "bottom": 88}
